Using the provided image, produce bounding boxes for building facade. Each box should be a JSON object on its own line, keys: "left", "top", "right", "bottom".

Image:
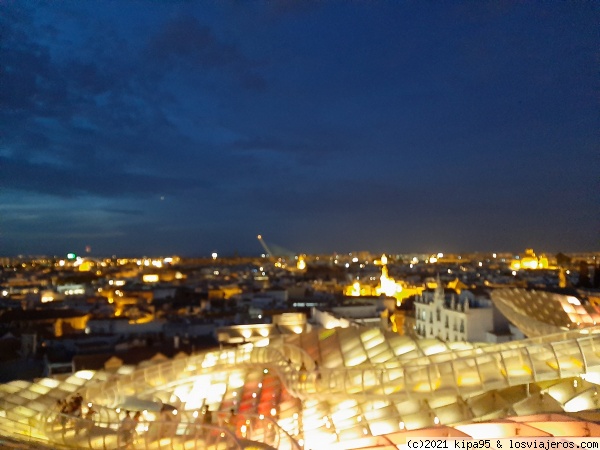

{"left": 414, "top": 282, "right": 494, "bottom": 342}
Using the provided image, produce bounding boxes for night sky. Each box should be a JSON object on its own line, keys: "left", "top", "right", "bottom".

{"left": 1, "top": 1, "right": 598, "bottom": 257}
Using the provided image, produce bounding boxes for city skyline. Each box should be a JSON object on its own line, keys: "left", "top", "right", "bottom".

{"left": 1, "top": 2, "right": 598, "bottom": 257}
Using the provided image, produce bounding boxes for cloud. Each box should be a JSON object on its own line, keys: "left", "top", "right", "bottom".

{"left": 148, "top": 15, "right": 267, "bottom": 90}
{"left": 0, "top": 2, "right": 596, "bottom": 255}
{"left": 102, "top": 208, "right": 146, "bottom": 217}
{"left": 150, "top": 16, "right": 234, "bottom": 64}
{"left": 0, "top": 155, "right": 210, "bottom": 199}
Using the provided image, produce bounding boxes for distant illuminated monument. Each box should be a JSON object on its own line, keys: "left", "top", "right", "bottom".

{"left": 510, "top": 248, "right": 550, "bottom": 270}
{"left": 346, "top": 254, "right": 422, "bottom": 305}
{"left": 376, "top": 254, "right": 401, "bottom": 297}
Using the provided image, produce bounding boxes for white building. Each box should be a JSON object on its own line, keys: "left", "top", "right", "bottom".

{"left": 414, "top": 281, "right": 499, "bottom": 343}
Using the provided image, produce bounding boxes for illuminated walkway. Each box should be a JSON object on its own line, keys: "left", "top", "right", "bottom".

{"left": 2, "top": 322, "right": 600, "bottom": 449}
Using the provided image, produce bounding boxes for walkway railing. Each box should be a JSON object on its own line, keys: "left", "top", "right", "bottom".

{"left": 43, "top": 411, "right": 246, "bottom": 450}
{"left": 82, "top": 328, "right": 600, "bottom": 406}
{"left": 283, "top": 332, "right": 600, "bottom": 401}
{"left": 9, "top": 326, "right": 600, "bottom": 449}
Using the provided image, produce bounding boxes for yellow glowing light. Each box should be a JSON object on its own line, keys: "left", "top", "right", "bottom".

{"left": 143, "top": 274, "right": 159, "bottom": 283}
{"left": 297, "top": 255, "right": 306, "bottom": 270}
{"left": 457, "top": 374, "right": 481, "bottom": 386}
{"left": 74, "top": 371, "right": 95, "bottom": 380}
{"left": 351, "top": 281, "right": 361, "bottom": 297}
{"left": 242, "top": 330, "right": 252, "bottom": 339}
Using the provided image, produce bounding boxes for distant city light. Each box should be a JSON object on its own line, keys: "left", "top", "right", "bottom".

{"left": 212, "top": 252, "right": 218, "bottom": 260}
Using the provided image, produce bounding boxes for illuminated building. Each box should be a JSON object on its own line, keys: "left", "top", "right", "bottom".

{"left": 345, "top": 254, "right": 423, "bottom": 306}
{"left": 510, "top": 249, "right": 551, "bottom": 271}
{"left": 414, "top": 280, "right": 508, "bottom": 343}
{"left": 297, "top": 255, "right": 307, "bottom": 271}
{"left": 208, "top": 284, "right": 243, "bottom": 300}
{"left": 0, "top": 309, "right": 89, "bottom": 338}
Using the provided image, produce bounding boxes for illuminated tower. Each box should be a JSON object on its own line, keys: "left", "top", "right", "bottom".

{"left": 378, "top": 254, "right": 400, "bottom": 297}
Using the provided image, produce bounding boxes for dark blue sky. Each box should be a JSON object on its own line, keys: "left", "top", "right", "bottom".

{"left": 1, "top": 1, "right": 598, "bottom": 257}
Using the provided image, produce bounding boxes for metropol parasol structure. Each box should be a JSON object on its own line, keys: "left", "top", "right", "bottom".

{"left": 1, "top": 288, "right": 600, "bottom": 449}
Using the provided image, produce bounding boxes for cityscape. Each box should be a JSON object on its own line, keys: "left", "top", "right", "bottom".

{"left": 0, "top": 244, "right": 599, "bottom": 448}
{"left": 1, "top": 1, "right": 598, "bottom": 449}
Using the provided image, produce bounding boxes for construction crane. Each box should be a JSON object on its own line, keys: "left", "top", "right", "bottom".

{"left": 257, "top": 234, "right": 306, "bottom": 270}
{"left": 257, "top": 234, "right": 273, "bottom": 257}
